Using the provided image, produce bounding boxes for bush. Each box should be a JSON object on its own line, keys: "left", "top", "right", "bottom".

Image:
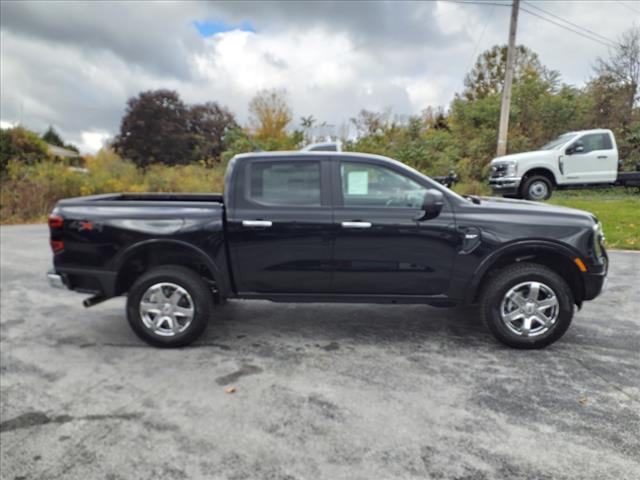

{"left": 1, "top": 126, "right": 49, "bottom": 174}
{"left": 0, "top": 149, "right": 226, "bottom": 224}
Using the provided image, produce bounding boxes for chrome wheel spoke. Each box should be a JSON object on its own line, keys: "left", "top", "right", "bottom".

{"left": 508, "top": 292, "right": 528, "bottom": 309}
{"left": 169, "top": 288, "right": 183, "bottom": 305}
{"left": 153, "top": 316, "right": 166, "bottom": 331}
{"left": 537, "top": 296, "right": 558, "bottom": 310}
{"left": 534, "top": 313, "right": 548, "bottom": 328}
{"left": 521, "top": 316, "right": 532, "bottom": 337}
{"left": 503, "top": 310, "right": 524, "bottom": 323}
{"left": 527, "top": 282, "right": 541, "bottom": 301}
{"left": 170, "top": 316, "right": 180, "bottom": 333}
{"left": 140, "top": 301, "right": 161, "bottom": 313}
{"left": 173, "top": 305, "right": 193, "bottom": 317}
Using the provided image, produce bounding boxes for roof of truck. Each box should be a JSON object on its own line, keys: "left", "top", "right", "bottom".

{"left": 234, "top": 150, "right": 392, "bottom": 161}
{"left": 565, "top": 128, "right": 613, "bottom": 135}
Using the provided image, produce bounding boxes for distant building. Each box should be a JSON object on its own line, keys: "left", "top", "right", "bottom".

{"left": 46, "top": 144, "right": 81, "bottom": 159}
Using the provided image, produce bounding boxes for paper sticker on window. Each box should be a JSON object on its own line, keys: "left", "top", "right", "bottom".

{"left": 348, "top": 171, "right": 368, "bottom": 195}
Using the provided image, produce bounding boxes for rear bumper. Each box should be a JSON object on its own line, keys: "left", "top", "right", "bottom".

{"left": 489, "top": 177, "right": 522, "bottom": 196}
{"left": 47, "top": 271, "right": 66, "bottom": 289}
{"left": 47, "top": 267, "right": 117, "bottom": 296}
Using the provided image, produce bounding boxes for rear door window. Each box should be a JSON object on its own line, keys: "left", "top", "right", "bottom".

{"left": 248, "top": 160, "right": 321, "bottom": 207}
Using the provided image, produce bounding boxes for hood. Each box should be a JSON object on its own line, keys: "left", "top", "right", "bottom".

{"left": 491, "top": 150, "right": 550, "bottom": 165}
{"left": 474, "top": 196, "right": 596, "bottom": 225}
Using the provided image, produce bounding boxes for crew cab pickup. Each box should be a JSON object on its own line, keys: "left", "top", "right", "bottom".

{"left": 48, "top": 152, "right": 608, "bottom": 349}
{"left": 490, "top": 128, "right": 640, "bottom": 200}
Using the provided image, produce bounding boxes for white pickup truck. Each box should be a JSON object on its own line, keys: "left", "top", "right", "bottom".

{"left": 489, "top": 129, "right": 640, "bottom": 200}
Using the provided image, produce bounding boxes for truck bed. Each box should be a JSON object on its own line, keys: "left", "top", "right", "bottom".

{"left": 616, "top": 171, "right": 640, "bottom": 187}
{"left": 57, "top": 192, "right": 224, "bottom": 206}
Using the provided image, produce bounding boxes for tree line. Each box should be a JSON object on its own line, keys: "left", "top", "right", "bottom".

{"left": 2, "top": 26, "right": 638, "bottom": 184}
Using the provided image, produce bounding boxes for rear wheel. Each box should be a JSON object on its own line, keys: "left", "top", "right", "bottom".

{"left": 521, "top": 175, "right": 552, "bottom": 201}
{"left": 480, "top": 263, "right": 574, "bottom": 349}
{"left": 126, "top": 265, "right": 213, "bottom": 348}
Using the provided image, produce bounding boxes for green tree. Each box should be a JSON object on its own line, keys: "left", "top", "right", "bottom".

{"left": 41, "top": 126, "right": 79, "bottom": 153}
{"left": 114, "top": 89, "right": 192, "bottom": 168}
{"left": 114, "top": 90, "right": 237, "bottom": 167}
{"left": 42, "top": 126, "right": 65, "bottom": 147}
{"left": 187, "top": 102, "right": 238, "bottom": 163}
{"left": 249, "top": 89, "right": 293, "bottom": 141}
{"left": 462, "top": 45, "right": 559, "bottom": 101}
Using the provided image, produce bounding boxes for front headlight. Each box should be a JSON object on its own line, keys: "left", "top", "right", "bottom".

{"left": 593, "top": 221, "right": 605, "bottom": 257}
{"left": 505, "top": 161, "right": 518, "bottom": 177}
{"left": 594, "top": 221, "right": 605, "bottom": 244}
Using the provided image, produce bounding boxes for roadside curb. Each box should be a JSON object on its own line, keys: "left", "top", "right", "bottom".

{"left": 608, "top": 249, "right": 640, "bottom": 253}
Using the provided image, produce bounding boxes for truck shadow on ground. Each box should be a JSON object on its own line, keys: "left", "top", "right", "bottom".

{"left": 195, "top": 301, "right": 495, "bottom": 350}
{"left": 53, "top": 301, "right": 499, "bottom": 350}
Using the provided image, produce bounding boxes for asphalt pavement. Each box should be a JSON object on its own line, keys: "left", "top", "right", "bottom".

{"left": 1, "top": 224, "right": 639, "bottom": 480}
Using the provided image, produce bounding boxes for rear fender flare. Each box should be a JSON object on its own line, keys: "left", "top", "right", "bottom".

{"left": 111, "top": 239, "right": 230, "bottom": 297}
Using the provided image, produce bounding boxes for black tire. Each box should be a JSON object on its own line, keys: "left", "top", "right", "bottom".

{"left": 521, "top": 175, "right": 552, "bottom": 201}
{"left": 480, "top": 262, "right": 574, "bottom": 349}
{"left": 126, "top": 265, "right": 214, "bottom": 348}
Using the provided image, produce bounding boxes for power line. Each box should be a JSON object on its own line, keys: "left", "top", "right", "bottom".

{"left": 445, "top": 0, "right": 618, "bottom": 48}
{"left": 522, "top": 1, "right": 617, "bottom": 46}
{"left": 520, "top": 7, "right": 616, "bottom": 48}
{"left": 466, "top": 4, "right": 496, "bottom": 74}
{"left": 615, "top": 0, "right": 640, "bottom": 15}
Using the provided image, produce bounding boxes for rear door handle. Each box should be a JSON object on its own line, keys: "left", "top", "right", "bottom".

{"left": 242, "top": 220, "right": 272, "bottom": 228}
{"left": 597, "top": 155, "right": 608, "bottom": 159}
{"left": 341, "top": 221, "right": 372, "bottom": 229}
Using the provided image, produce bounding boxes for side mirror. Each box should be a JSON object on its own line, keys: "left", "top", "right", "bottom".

{"left": 416, "top": 190, "right": 444, "bottom": 220}
{"left": 567, "top": 142, "right": 584, "bottom": 155}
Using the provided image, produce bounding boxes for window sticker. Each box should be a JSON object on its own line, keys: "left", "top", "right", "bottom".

{"left": 348, "top": 171, "right": 368, "bottom": 195}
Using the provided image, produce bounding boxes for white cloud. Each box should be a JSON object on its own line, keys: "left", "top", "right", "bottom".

{"left": 0, "top": 0, "right": 636, "bottom": 148}
{"left": 79, "top": 131, "right": 111, "bottom": 154}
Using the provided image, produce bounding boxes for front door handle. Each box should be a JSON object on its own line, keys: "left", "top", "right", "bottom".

{"left": 341, "top": 221, "right": 372, "bottom": 229}
{"left": 242, "top": 220, "right": 272, "bottom": 228}
{"left": 597, "top": 155, "right": 608, "bottom": 159}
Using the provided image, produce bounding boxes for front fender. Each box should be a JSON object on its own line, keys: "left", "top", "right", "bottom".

{"left": 462, "top": 239, "right": 584, "bottom": 305}
{"left": 521, "top": 164, "right": 561, "bottom": 183}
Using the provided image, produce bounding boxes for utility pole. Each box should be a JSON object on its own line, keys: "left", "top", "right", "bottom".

{"left": 496, "top": 0, "right": 520, "bottom": 157}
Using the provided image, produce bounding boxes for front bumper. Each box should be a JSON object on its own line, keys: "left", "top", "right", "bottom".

{"left": 583, "top": 252, "right": 608, "bottom": 301}
{"left": 489, "top": 176, "right": 522, "bottom": 196}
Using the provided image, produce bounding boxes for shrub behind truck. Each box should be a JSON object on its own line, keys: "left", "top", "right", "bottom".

{"left": 49, "top": 151, "right": 607, "bottom": 349}
{"left": 489, "top": 128, "right": 640, "bottom": 200}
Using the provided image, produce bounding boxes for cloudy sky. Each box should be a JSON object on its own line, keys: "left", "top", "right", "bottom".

{"left": 1, "top": 0, "right": 637, "bottom": 152}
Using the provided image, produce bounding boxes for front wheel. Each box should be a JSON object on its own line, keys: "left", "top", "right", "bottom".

{"left": 480, "top": 263, "right": 574, "bottom": 349}
{"left": 521, "top": 175, "right": 553, "bottom": 201}
{"left": 126, "top": 265, "right": 214, "bottom": 348}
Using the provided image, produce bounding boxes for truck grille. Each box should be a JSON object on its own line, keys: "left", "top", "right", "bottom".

{"left": 490, "top": 164, "right": 508, "bottom": 178}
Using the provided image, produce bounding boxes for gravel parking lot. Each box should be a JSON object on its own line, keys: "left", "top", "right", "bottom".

{"left": 1, "top": 224, "right": 639, "bottom": 480}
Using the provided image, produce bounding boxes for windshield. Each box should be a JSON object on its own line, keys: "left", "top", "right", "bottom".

{"left": 540, "top": 133, "right": 577, "bottom": 150}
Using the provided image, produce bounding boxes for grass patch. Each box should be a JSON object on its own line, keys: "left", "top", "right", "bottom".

{"left": 550, "top": 189, "right": 640, "bottom": 250}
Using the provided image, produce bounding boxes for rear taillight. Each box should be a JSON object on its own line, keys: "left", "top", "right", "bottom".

{"left": 50, "top": 239, "right": 64, "bottom": 252}
{"left": 48, "top": 214, "right": 64, "bottom": 229}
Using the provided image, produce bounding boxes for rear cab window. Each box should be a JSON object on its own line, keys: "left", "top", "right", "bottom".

{"left": 573, "top": 133, "right": 614, "bottom": 153}
{"left": 245, "top": 159, "right": 323, "bottom": 207}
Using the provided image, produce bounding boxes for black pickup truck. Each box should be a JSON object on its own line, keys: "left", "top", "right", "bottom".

{"left": 48, "top": 152, "right": 608, "bottom": 349}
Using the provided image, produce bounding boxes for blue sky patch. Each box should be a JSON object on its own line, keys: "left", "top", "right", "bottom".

{"left": 193, "top": 20, "right": 256, "bottom": 37}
